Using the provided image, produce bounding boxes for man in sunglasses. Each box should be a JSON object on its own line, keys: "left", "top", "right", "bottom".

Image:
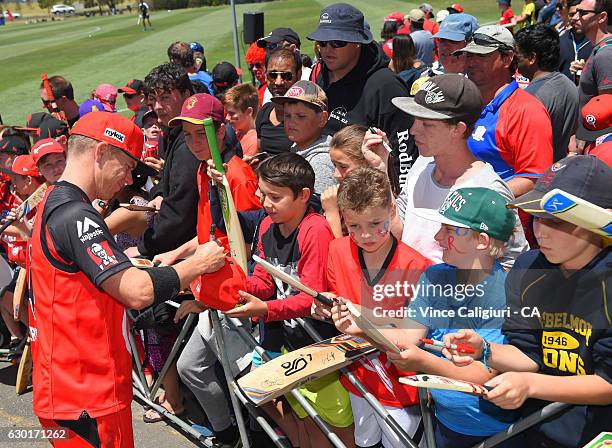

{"left": 558, "top": 0, "right": 594, "bottom": 83}
{"left": 575, "top": 0, "right": 612, "bottom": 145}
{"left": 39, "top": 75, "right": 80, "bottom": 128}
{"left": 308, "top": 3, "right": 418, "bottom": 187}
{"left": 118, "top": 79, "right": 147, "bottom": 122}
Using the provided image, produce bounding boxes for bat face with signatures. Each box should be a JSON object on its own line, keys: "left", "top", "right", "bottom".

{"left": 237, "top": 334, "right": 376, "bottom": 406}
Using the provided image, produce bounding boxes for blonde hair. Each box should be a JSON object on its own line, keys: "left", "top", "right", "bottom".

{"left": 329, "top": 124, "right": 368, "bottom": 166}
{"left": 223, "top": 83, "right": 259, "bottom": 118}
{"left": 337, "top": 167, "right": 393, "bottom": 213}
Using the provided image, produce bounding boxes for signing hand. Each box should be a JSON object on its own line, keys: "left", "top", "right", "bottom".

{"left": 362, "top": 128, "right": 390, "bottom": 172}
{"left": 193, "top": 241, "right": 225, "bottom": 274}
{"left": 225, "top": 290, "right": 268, "bottom": 318}
{"left": 331, "top": 299, "right": 364, "bottom": 337}
{"left": 153, "top": 249, "right": 179, "bottom": 267}
{"left": 386, "top": 343, "right": 426, "bottom": 371}
{"left": 485, "top": 372, "right": 532, "bottom": 409}
{"left": 311, "top": 292, "right": 336, "bottom": 321}
{"left": 144, "top": 157, "right": 164, "bottom": 173}
{"left": 174, "top": 299, "right": 207, "bottom": 322}
{"left": 443, "top": 330, "right": 484, "bottom": 367}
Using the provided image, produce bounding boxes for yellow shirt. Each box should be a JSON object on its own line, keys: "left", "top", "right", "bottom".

{"left": 519, "top": 2, "right": 536, "bottom": 28}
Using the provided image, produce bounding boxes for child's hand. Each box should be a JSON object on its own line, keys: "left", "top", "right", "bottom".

{"left": 206, "top": 159, "right": 226, "bottom": 185}
{"left": 225, "top": 290, "right": 268, "bottom": 318}
{"left": 362, "top": 128, "right": 390, "bottom": 172}
{"left": 311, "top": 292, "right": 335, "bottom": 321}
{"left": 331, "top": 298, "right": 363, "bottom": 336}
{"left": 174, "top": 299, "right": 207, "bottom": 322}
{"left": 443, "top": 330, "right": 483, "bottom": 366}
{"left": 321, "top": 185, "right": 339, "bottom": 215}
{"left": 485, "top": 372, "right": 532, "bottom": 409}
{"left": 387, "top": 343, "right": 426, "bottom": 371}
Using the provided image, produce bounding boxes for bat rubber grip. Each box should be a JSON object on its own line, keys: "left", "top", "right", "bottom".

{"left": 314, "top": 293, "right": 335, "bottom": 307}
{"left": 203, "top": 117, "right": 225, "bottom": 174}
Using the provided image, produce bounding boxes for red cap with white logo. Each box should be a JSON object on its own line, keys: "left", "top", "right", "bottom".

{"left": 31, "top": 138, "right": 65, "bottom": 165}
{"left": 11, "top": 155, "right": 41, "bottom": 177}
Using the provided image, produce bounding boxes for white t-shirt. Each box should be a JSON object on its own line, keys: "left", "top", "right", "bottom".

{"left": 399, "top": 160, "right": 529, "bottom": 268}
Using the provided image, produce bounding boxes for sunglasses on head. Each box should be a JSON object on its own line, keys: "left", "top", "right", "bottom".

{"left": 472, "top": 34, "right": 514, "bottom": 51}
{"left": 267, "top": 71, "right": 294, "bottom": 81}
{"left": 317, "top": 40, "right": 349, "bottom": 48}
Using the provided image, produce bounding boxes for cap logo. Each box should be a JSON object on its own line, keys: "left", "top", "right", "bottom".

{"left": 287, "top": 86, "right": 305, "bottom": 97}
{"left": 585, "top": 114, "right": 596, "bottom": 128}
{"left": 104, "top": 128, "right": 125, "bottom": 143}
{"left": 320, "top": 12, "right": 331, "bottom": 23}
{"left": 420, "top": 81, "right": 445, "bottom": 104}
{"left": 439, "top": 190, "right": 466, "bottom": 214}
{"left": 480, "top": 222, "right": 489, "bottom": 231}
{"left": 550, "top": 161, "right": 566, "bottom": 172}
{"left": 33, "top": 141, "right": 54, "bottom": 154}
{"left": 186, "top": 97, "right": 198, "bottom": 110}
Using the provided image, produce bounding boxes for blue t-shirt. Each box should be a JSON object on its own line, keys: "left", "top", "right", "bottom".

{"left": 408, "top": 262, "right": 517, "bottom": 436}
{"left": 189, "top": 71, "right": 215, "bottom": 96}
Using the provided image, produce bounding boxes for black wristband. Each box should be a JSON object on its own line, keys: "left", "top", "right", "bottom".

{"left": 145, "top": 266, "right": 181, "bottom": 306}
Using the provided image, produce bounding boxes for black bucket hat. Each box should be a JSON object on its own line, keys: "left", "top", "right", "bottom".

{"left": 307, "top": 3, "right": 373, "bottom": 44}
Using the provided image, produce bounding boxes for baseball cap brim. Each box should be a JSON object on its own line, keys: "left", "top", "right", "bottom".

{"left": 433, "top": 30, "right": 469, "bottom": 41}
{"left": 257, "top": 35, "right": 282, "bottom": 47}
{"left": 412, "top": 207, "right": 471, "bottom": 228}
{"left": 575, "top": 121, "right": 612, "bottom": 142}
{"left": 454, "top": 42, "right": 498, "bottom": 55}
{"left": 270, "top": 96, "right": 325, "bottom": 110}
{"left": 118, "top": 87, "right": 138, "bottom": 95}
{"left": 307, "top": 28, "right": 373, "bottom": 44}
{"left": 167, "top": 116, "right": 206, "bottom": 127}
{"left": 507, "top": 189, "right": 554, "bottom": 219}
{"left": 392, "top": 97, "right": 453, "bottom": 120}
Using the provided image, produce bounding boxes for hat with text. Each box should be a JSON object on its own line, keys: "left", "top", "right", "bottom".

{"left": 70, "top": 111, "right": 156, "bottom": 177}
{"left": 307, "top": 3, "right": 373, "bottom": 44}
{"left": 271, "top": 80, "right": 328, "bottom": 111}
{"left": 434, "top": 13, "right": 479, "bottom": 41}
{"left": 414, "top": 187, "right": 515, "bottom": 241}
{"left": 509, "top": 156, "right": 612, "bottom": 218}
{"left": 31, "top": 138, "right": 65, "bottom": 165}
{"left": 257, "top": 28, "right": 301, "bottom": 48}
{"left": 455, "top": 25, "right": 514, "bottom": 55}
{"left": 392, "top": 74, "right": 483, "bottom": 124}
{"left": 168, "top": 93, "right": 225, "bottom": 127}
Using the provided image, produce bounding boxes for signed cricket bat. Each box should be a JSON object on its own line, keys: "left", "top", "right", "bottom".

{"left": 540, "top": 188, "right": 612, "bottom": 238}
{"left": 399, "top": 374, "right": 492, "bottom": 396}
{"left": 237, "top": 334, "right": 376, "bottom": 406}
{"left": 119, "top": 203, "right": 158, "bottom": 212}
{"left": 203, "top": 118, "right": 248, "bottom": 273}
{"left": 0, "top": 183, "right": 48, "bottom": 234}
{"left": 343, "top": 301, "right": 401, "bottom": 354}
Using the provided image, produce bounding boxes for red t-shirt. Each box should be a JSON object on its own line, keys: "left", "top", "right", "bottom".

{"left": 327, "top": 236, "right": 432, "bottom": 407}
{"left": 423, "top": 18, "right": 439, "bottom": 35}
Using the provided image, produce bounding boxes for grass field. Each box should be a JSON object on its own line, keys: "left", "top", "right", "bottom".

{"left": 0, "top": 0, "right": 499, "bottom": 125}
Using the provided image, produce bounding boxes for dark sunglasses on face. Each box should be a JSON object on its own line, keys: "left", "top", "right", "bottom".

{"left": 249, "top": 62, "right": 263, "bottom": 69}
{"left": 317, "top": 40, "right": 349, "bottom": 48}
{"left": 123, "top": 93, "right": 138, "bottom": 99}
{"left": 267, "top": 71, "right": 294, "bottom": 81}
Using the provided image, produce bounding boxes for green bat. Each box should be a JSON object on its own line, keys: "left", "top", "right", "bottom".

{"left": 203, "top": 118, "right": 248, "bottom": 272}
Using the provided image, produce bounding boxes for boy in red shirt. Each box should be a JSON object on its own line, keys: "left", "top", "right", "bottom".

{"left": 316, "top": 167, "right": 432, "bottom": 448}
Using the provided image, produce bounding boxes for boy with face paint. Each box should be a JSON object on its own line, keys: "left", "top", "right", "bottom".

{"left": 317, "top": 167, "right": 432, "bottom": 448}
{"left": 383, "top": 187, "right": 518, "bottom": 448}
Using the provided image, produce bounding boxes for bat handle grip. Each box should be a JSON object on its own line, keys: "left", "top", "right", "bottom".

{"left": 203, "top": 117, "right": 225, "bottom": 174}
{"left": 0, "top": 218, "right": 15, "bottom": 235}
{"left": 314, "top": 293, "right": 335, "bottom": 307}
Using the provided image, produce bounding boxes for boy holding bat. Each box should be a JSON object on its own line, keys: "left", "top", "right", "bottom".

{"left": 444, "top": 156, "right": 612, "bottom": 448}
{"left": 385, "top": 187, "right": 518, "bottom": 447}
{"left": 315, "top": 167, "right": 432, "bottom": 448}
{"left": 226, "top": 153, "right": 355, "bottom": 448}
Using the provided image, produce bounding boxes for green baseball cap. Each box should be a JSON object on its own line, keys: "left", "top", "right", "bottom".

{"left": 414, "top": 187, "right": 515, "bottom": 242}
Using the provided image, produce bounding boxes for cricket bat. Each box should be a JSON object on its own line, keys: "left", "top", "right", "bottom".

{"left": 12, "top": 268, "right": 27, "bottom": 321}
{"left": 203, "top": 118, "right": 248, "bottom": 273}
{"left": 540, "top": 188, "right": 612, "bottom": 238}
{"left": 343, "top": 300, "right": 401, "bottom": 353}
{"left": 252, "top": 254, "right": 336, "bottom": 307}
{"left": 15, "top": 338, "right": 32, "bottom": 395}
{"left": 119, "top": 203, "right": 158, "bottom": 212}
{"left": 0, "top": 182, "right": 49, "bottom": 235}
{"left": 237, "top": 334, "right": 376, "bottom": 406}
{"left": 399, "top": 374, "right": 492, "bottom": 396}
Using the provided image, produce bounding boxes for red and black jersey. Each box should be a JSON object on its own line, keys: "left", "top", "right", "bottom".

{"left": 327, "top": 236, "right": 432, "bottom": 407}
{"left": 27, "top": 181, "right": 133, "bottom": 420}
{"left": 247, "top": 210, "right": 337, "bottom": 352}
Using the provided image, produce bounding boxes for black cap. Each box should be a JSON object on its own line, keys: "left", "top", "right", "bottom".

{"left": 509, "top": 156, "right": 612, "bottom": 218}
{"left": 118, "top": 79, "right": 145, "bottom": 95}
{"left": 0, "top": 135, "right": 29, "bottom": 155}
{"left": 134, "top": 107, "right": 157, "bottom": 128}
{"left": 257, "top": 28, "right": 301, "bottom": 48}
{"left": 212, "top": 61, "right": 239, "bottom": 92}
{"left": 392, "top": 74, "right": 483, "bottom": 125}
{"left": 307, "top": 3, "right": 373, "bottom": 44}
{"left": 15, "top": 112, "right": 53, "bottom": 132}
{"left": 38, "top": 116, "right": 70, "bottom": 139}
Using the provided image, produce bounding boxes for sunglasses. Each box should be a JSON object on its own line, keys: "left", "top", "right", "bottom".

{"left": 249, "top": 62, "right": 263, "bottom": 69}
{"left": 123, "top": 93, "right": 138, "bottom": 99}
{"left": 574, "top": 8, "right": 599, "bottom": 16}
{"left": 472, "top": 34, "right": 514, "bottom": 51}
{"left": 317, "top": 40, "right": 349, "bottom": 49}
{"left": 267, "top": 71, "right": 294, "bottom": 81}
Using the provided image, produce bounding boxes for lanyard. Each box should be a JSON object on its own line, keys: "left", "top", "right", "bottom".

{"left": 572, "top": 33, "right": 590, "bottom": 60}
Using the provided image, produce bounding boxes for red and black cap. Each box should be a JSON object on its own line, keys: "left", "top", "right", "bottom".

{"left": 15, "top": 112, "right": 53, "bottom": 132}
{"left": 118, "top": 79, "right": 145, "bottom": 95}
{"left": 38, "top": 116, "right": 70, "bottom": 139}
{"left": 70, "top": 112, "right": 157, "bottom": 177}
{"left": 212, "top": 62, "right": 240, "bottom": 91}
{"left": 509, "top": 156, "right": 612, "bottom": 218}
{"left": 0, "top": 134, "right": 29, "bottom": 155}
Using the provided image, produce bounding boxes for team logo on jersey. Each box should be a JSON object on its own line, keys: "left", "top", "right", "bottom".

{"left": 77, "top": 217, "right": 103, "bottom": 243}
{"left": 87, "top": 241, "right": 118, "bottom": 270}
{"left": 471, "top": 125, "right": 486, "bottom": 142}
{"left": 329, "top": 107, "right": 348, "bottom": 125}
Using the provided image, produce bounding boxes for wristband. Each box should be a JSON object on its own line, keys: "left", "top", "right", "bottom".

{"left": 481, "top": 339, "right": 492, "bottom": 372}
{"left": 145, "top": 266, "right": 181, "bottom": 306}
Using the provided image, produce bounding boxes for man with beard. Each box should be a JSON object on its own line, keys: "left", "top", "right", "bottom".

{"left": 255, "top": 48, "right": 301, "bottom": 155}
